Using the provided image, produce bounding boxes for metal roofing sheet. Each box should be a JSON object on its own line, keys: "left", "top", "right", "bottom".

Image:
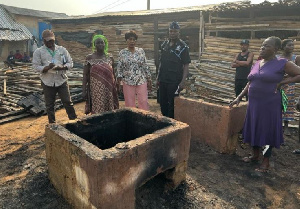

{"left": 49, "top": 1, "right": 250, "bottom": 20}
{"left": 0, "top": 4, "right": 68, "bottom": 18}
{"left": 0, "top": 6, "right": 32, "bottom": 41}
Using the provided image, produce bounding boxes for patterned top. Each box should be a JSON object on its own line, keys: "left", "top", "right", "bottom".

{"left": 85, "top": 56, "right": 113, "bottom": 67}
{"left": 84, "top": 56, "right": 119, "bottom": 114}
{"left": 116, "top": 47, "right": 151, "bottom": 86}
{"left": 277, "top": 54, "right": 297, "bottom": 121}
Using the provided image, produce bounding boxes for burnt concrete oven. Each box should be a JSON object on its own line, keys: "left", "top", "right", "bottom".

{"left": 45, "top": 108, "right": 190, "bottom": 209}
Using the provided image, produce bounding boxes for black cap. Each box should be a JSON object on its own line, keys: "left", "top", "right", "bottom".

{"left": 169, "top": 21, "right": 180, "bottom": 29}
{"left": 240, "top": 39, "right": 249, "bottom": 45}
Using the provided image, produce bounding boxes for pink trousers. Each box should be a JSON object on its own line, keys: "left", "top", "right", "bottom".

{"left": 122, "top": 82, "right": 149, "bottom": 110}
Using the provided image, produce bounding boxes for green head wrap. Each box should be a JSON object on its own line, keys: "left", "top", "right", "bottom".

{"left": 92, "top": 34, "right": 108, "bottom": 55}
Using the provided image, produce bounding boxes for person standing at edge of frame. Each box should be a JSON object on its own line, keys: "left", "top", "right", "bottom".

{"left": 230, "top": 36, "right": 300, "bottom": 172}
{"left": 277, "top": 39, "right": 300, "bottom": 136}
{"left": 231, "top": 39, "right": 254, "bottom": 101}
{"left": 32, "top": 29, "right": 77, "bottom": 124}
{"left": 157, "top": 21, "right": 191, "bottom": 118}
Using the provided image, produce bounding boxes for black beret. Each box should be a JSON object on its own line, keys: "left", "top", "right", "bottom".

{"left": 169, "top": 21, "right": 180, "bottom": 29}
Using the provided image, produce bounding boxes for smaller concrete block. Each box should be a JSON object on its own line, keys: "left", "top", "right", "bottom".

{"left": 175, "top": 97, "right": 247, "bottom": 154}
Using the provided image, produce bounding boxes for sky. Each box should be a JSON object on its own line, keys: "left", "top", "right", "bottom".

{"left": 0, "top": 0, "right": 278, "bottom": 16}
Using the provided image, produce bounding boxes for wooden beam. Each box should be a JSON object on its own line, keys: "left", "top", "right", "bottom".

{"left": 199, "top": 11, "right": 204, "bottom": 60}
{"left": 154, "top": 17, "right": 159, "bottom": 75}
{"left": 215, "top": 24, "right": 269, "bottom": 29}
{"left": 3, "top": 72, "right": 6, "bottom": 95}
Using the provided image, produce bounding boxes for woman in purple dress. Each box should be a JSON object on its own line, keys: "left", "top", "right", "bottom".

{"left": 230, "top": 36, "right": 300, "bottom": 172}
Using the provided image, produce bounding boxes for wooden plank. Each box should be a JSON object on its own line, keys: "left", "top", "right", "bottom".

{"left": 0, "top": 113, "right": 31, "bottom": 125}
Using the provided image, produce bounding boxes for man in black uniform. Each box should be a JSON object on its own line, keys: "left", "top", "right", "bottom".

{"left": 157, "top": 21, "right": 191, "bottom": 118}
{"left": 231, "top": 39, "right": 254, "bottom": 100}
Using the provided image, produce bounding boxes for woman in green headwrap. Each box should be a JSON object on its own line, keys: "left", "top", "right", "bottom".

{"left": 82, "top": 34, "right": 119, "bottom": 114}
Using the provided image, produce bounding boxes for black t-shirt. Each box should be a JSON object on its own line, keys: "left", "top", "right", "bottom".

{"left": 235, "top": 52, "right": 252, "bottom": 80}
{"left": 159, "top": 39, "right": 191, "bottom": 83}
{"left": 7, "top": 55, "right": 15, "bottom": 62}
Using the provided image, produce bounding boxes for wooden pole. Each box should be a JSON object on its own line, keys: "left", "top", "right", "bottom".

{"left": 250, "top": 9, "right": 255, "bottom": 39}
{"left": 216, "top": 13, "right": 219, "bottom": 37}
{"left": 199, "top": 11, "right": 204, "bottom": 60}
{"left": 206, "top": 12, "right": 211, "bottom": 36}
{"left": 147, "top": 0, "right": 150, "bottom": 10}
{"left": 3, "top": 72, "right": 7, "bottom": 95}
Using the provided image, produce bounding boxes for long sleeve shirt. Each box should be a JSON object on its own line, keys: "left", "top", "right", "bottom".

{"left": 32, "top": 44, "right": 73, "bottom": 87}
{"left": 116, "top": 47, "right": 151, "bottom": 86}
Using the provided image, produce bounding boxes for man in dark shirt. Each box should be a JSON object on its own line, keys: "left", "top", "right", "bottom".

{"left": 6, "top": 51, "right": 15, "bottom": 69}
{"left": 157, "top": 21, "right": 191, "bottom": 118}
{"left": 231, "top": 39, "right": 254, "bottom": 100}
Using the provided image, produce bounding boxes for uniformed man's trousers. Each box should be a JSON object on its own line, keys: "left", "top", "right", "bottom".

{"left": 159, "top": 82, "right": 179, "bottom": 118}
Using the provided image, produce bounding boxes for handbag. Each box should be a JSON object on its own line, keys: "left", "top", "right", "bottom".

{"left": 281, "top": 89, "right": 288, "bottom": 112}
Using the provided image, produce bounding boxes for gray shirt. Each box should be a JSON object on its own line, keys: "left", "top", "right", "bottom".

{"left": 32, "top": 44, "right": 73, "bottom": 87}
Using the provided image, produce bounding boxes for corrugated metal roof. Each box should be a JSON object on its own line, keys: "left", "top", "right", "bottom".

{"left": 0, "top": 6, "right": 32, "bottom": 41}
{"left": 50, "top": 1, "right": 251, "bottom": 20}
{"left": 49, "top": 0, "right": 300, "bottom": 22}
{"left": 0, "top": 4, "right": 68, "bottom": 18}
{"left": 55, "top": 4, "right": 219, "bottom": 20}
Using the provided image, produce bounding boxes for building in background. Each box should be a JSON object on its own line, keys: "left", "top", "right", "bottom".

{"left": 0, "top": 4, "right": 68, "bottom": 61}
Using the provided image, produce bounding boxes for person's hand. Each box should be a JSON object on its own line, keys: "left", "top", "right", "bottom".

{"left": 229, "top": 97, "right": 241, "bottom": 108}
{"left": 275, "top": 82, "right": 283, "bottom": 93}
{"left": 48, "top": 63, "right": 55, "bottom": 68}
{"left": 178, "top": 81, "right": 185, "bottom": 92}
{"left": 42, "top": 63, "right": 55, "bottom": 73}
{"left": 147, "top": 79, "right": 152, "bottom": 91}
{"left": 116, "top": 78, "right": 122, "bottom": 94}
{"left": 116, "top": 83, "right": 120, "bottom": 94}
{"left": 117, "top": 77, "right": 122, "bottom": 84}
{"left": 55, "top": 65, "right": 67, "bottom": 70}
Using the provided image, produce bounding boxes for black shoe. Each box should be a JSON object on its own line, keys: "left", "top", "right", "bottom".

{"left": 292, "top": 149, "right": 300, "bottom": 154}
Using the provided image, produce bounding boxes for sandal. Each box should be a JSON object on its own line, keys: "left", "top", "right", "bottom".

{"left": 242, "top": 156, "right": 259, "bottom": 163}
{"left": 255, "top": 167, "right": 270, "bottom": 173}
{"left": 292, "top": 149, "right": 300, "bottom": 154}
{"left": 284, "top": 128, "right": 291, "bottom": 136}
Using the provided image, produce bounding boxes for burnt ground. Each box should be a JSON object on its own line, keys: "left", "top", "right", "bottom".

{"left": 0, "top": 100, "right": 299, "bottom": 209}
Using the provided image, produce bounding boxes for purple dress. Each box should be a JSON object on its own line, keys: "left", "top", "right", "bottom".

{"left": 243, "top": 58, "right": 287, "bottom": 148}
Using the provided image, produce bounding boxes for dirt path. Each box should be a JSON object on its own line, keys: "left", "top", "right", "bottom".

{"left": 0, "top": 100, "right": 299, "bottom": 208}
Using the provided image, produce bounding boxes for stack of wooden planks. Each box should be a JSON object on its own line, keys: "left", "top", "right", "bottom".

{"left": 0, "top": 64, "right": 84, "bottom": 124}
{"left": 0, "top": 60, "right": 160, "bottom": 124}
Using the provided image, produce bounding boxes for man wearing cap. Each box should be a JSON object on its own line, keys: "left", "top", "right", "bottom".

{"left": 32, "top": 29, "right": 77, "bottom": 123}
{"left": 157, "top": 21, "right": 191, "bottom": 118}
{"left": 231, "top": 39, "right": 254, "bottom": 100}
